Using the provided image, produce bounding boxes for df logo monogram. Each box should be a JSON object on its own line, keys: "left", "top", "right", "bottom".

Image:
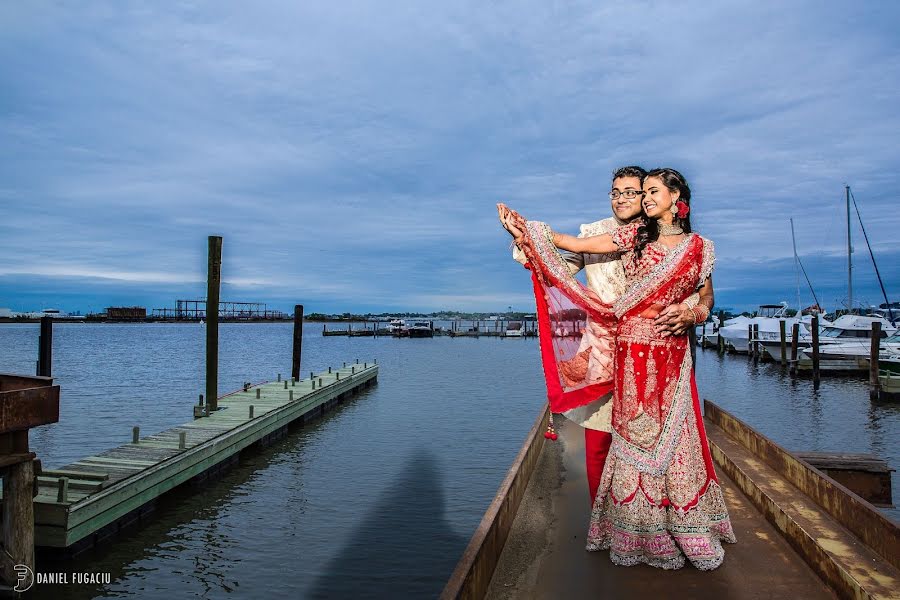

{"left": 14, "top": 564, "right": 34, "bottom": 592}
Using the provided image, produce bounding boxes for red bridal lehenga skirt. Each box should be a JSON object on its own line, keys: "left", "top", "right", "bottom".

{"left": 585, "top": 316, "right": 736, "bottom": 570}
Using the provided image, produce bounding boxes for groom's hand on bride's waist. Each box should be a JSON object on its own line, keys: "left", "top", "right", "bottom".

{"left": 654, "top": 303, "right": 694, "bottom": 337}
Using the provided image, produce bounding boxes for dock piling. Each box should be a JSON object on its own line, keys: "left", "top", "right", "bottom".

{"left": 132, "top": 426, "right": 140, "bottom": 444}
{"left": 37, "top": 315, "right": 53, "bottom": 377}
{"left": 277, "top": 373, "right": 281, "bottom": 382}
{"left": 748, "top": 324, "right": 753, "bottom": 358}
{"left": 206, "top": 236, "right": 222, "bottom": 412}
{"left": 249, "top": 405, "right": 254, "bottom": 419}
{"left": 289, "top": 390, "right": 294, "bottom": 401}
{"left": 870, "top": 321, "right": 882, "bottom": 399}
{"left": 811, "top": 315, "right": 820, "bottom": 385}
{"left": 199, "top": 394, "right": 204, "bottom": 406}
{"left": 284, "top": 380, "right": 288, "bottom": 390}
{"left": 790, "top": 323, "right": 800, "bottom": 376}
{"left": 328, "top": 367, "right": 332, "bottom": 373}
{"left": 179, "top": 432, "right": 186, "bottom": 449}
{"left": 56, "top": 477, "right": 68, "bottom": 503}
{"left": 256, "top": 388, "right": 261, "bottom": 399}
{"left": 779, "top": 320, "right": 787, "bottom": 366}
{"left": 291, "top": 304, "right": 303, "bottom": 381}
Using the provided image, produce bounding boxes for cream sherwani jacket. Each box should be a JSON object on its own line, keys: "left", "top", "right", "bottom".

{"left": 513, "top": 217, "right": 627, "bottom": 432}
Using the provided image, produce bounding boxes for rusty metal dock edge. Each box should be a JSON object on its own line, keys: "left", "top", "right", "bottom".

{"left": 704, "top": 399, "right": 899, "bottom": 600}
{"left": 440, "top": 405, "right": 549, "bottom": 600}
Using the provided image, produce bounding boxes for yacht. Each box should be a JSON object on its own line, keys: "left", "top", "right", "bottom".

{"left": 795, "top": 315, "right": 896, "bottom": 371}
{"left": 407, "top": 320, "right": 434, "bottom": 338}
{"left": 505, "top": 321, "right": 525, "bottom": 337}
{"left": 796, "top": 319, "right": 898, "bottom": 372}
{"left": 719, "top": 305, "right": 801, "bottom": 354}
{"left": 388, "top": 319, "right": 408, "bottom": 336}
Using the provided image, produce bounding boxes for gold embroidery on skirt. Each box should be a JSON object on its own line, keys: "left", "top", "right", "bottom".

{"left": 627, "top": 405, "right": 661, "bottom": 449}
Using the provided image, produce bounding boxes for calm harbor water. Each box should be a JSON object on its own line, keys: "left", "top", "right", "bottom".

{"left": 1, "top": 322, "right": 898, "bottom": 598}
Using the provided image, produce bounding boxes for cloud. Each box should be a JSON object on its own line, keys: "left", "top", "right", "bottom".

{"left": 1, "top": 1, "right": 898, "bottom": 313}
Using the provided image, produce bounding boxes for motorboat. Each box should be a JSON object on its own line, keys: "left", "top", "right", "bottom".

{"left": 719, "top": 305, "right": 801, "bottom": 354}
{"left": 388, "top": 319, "right": 408, "bottom": 336}
{"left": 505, "top": 321, "right": 525, "bottom": 337}
{"left": 796, "top": 321, "right": 899, "bottom": 372}
{"left": 407, "top": 320, "right": 434, "bottom": 338}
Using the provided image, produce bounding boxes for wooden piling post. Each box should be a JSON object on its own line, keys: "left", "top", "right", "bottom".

{"left": 284, "top": 380, "right": 288, "bottom": 390}
{"left": 249, "top": 405, "right": 254, "bottom": 419}
{"left": 56, "top": 477, "right": 68, "bottom": 503}
{"left": 206, "top": 235, "right": 222, "bottom": 412}
{"left": 2, "top": 457, "right": 35, "bottom": 584}
{"left": 199, "top": 394, "right": 204, "bottom": 406}
{"left": 790, "top": 323, "right": 800, "bottom": 376}
{"left": 277, "top": 373, "right": 281, "bottom": 382}
{"left": 748, "top": 324, "right": 754, "bottom": 357}
{"left": 132, "top": 426, "right": 140, "bottom": 444}
{"left": 256, "top": 388, "right": 261, "bottom": 399}
{"left": 292, "top": 304, "right": 303, "bottom": 382}
{"left": 37, "top": 315, "right": 53, "bottom": 377}
{"left": 178, "top": 432, "right": 186, "bottom": 449}
{"left": 328, "top": 366, "right": 332, "bottom": 373}
{"left": 870, "top": 321, "right": 882, "bottom": 398}
{"left": 779, "top": 320, "right": 787, "bottom": 366}
{"left": 289, "top": 390, "right": 294, "bottom": 401}
{"left": 811, "top": 315, "right": 820, "bottom": 384}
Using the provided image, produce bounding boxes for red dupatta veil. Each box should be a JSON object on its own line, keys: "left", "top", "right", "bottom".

{"left": 515, "top": 219, "right": 618, "bottom": 414}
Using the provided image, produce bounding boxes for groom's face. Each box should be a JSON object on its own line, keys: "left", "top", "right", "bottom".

{"left": 610, "top": 176, "right": 643, "bottom": 221}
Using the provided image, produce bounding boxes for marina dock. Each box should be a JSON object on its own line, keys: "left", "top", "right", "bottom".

{"left": 443, "top": 401, "right": 899, "bottom": 600}
{"left": 22, "top": 361, "right": 378, "bottom": 552}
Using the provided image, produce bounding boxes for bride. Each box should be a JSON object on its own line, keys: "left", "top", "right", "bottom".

{"left": 498, "top": 168, "right": 735, "bottom": 570}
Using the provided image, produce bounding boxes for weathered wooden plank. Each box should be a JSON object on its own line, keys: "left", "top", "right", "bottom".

{"left": 40, "top": 469, "right": 108, "bottom": 481}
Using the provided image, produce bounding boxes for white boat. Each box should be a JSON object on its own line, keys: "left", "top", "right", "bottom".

{"left": 388, "top": 319, "right": 407, "bottom": 336}
{"left": 796, "top": 321, "right": 899, "bottom": 372}
{"left": 719, "top": 305, "right": 802, "bottom": 354}
{"left": 505, "top": 321, "right": 525, "bottom": 337}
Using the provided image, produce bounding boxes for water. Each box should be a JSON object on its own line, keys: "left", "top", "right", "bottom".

{"left": 0, "top": 323, "right": 897, "bottom": 598}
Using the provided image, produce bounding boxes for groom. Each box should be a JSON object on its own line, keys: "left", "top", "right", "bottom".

{"left": 512, "top": 165, "right": 645, "bottom": 506}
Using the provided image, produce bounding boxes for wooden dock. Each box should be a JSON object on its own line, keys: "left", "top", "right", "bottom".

{"left": 23, "top": 361, "right": 378, "bottom": 551}
{"left": 443, "top": 401, "right": 900, "bottom": 600}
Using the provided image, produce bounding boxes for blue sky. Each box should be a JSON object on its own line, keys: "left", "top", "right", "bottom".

{"left": 1, "top": 1, "right": 898, "bottom": 315}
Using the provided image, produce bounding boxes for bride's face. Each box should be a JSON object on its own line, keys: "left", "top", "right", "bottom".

{"left": 642, "top": 176, "right": 678, "bottom": 219}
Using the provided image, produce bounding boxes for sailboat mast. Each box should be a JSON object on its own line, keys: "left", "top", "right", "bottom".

{"left": 791, "top": 218, "right": 801, "bottom": 314}
{"left": 846, "top": 185, "right": 852, "bottom": 313}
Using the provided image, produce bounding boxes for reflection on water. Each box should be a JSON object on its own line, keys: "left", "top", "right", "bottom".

{"left": 0, "top": 323, "right": 897, "bottom": 598}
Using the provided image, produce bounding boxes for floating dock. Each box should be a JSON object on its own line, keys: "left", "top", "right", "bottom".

{"left": 25, "top": 361, "right": 377, "bottom": 551}
{"left": 443, "top": 401, "right": 899, "bottom": 600}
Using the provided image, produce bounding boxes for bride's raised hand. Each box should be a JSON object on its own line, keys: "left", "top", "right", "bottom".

{"left": 497, "top": 203, "right": 525, "bottom": 241}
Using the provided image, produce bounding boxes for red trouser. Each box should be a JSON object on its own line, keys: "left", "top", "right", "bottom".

{"left": 584, "top": 428, "right": 612, "bottom": 506}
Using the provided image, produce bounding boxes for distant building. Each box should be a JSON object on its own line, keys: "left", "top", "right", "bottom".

{"left": 106, "top": 306, "right": 147, "bottom": 321}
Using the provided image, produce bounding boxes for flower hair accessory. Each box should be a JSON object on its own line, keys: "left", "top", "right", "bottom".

{"left": 675, "top": 200, "right": 690, "bottom": 219}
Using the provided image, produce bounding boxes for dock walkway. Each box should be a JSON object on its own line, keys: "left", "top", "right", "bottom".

{"left": 26, "top": 361, "right": 378, "bottom": 551}
{"left": 444, "top": 401, "right": 899, "bottom": 599}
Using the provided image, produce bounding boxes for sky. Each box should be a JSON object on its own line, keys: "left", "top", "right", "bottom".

{"left": 1, "top": 1, "right": 899, "bottom": 315}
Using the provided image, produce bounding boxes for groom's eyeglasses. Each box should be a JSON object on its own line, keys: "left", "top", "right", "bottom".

{"left": 608, "top": 190, "right": 646, "bottom": 200}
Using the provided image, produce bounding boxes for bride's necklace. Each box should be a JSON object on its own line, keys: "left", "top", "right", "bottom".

{"left": 659, "top": 222, "right": 684, "bottom": 236}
